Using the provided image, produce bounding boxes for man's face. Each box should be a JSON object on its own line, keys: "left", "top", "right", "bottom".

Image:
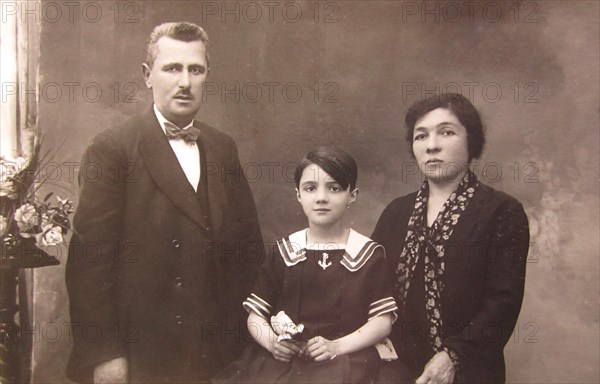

{"left": 143, "top": 37, "right": 208, "bottom": 127}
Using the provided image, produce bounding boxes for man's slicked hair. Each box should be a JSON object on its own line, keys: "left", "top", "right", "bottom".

{"left": 146, "top": 22, "right": 210, "bottom": 69}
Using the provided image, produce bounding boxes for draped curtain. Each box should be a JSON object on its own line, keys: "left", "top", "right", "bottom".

{"left": 1, "top": 2, "right": 41, "bottom": 383}
{"left": 1, "top": 0, "right": 40, "bottom": 159}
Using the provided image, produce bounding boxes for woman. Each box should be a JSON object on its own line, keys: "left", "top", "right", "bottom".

{"left": 372, "top": 93, "right": 530, "bottom": 384}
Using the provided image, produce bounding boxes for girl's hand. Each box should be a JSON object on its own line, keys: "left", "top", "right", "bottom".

{"left": 302, "top": 336, "right": 339, "bottom": 362}
{"left": 269, "top": 339, "right": 302, "bottom": 363}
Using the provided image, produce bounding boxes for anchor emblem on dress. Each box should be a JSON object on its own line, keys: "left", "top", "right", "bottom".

{"left": 318, "top": 252, "right": 332, "bottom": 270}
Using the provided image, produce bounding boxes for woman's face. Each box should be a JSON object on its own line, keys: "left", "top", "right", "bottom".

{"left": 296, "top": 164, "right": 357, "bottom": 229}
{"left": 412, "top": 108, "right": 470, "bottom": 184}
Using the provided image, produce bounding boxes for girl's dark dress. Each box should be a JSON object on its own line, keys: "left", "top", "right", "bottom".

{"left": 213, "top": 229, "right": 397, "bottom": 384}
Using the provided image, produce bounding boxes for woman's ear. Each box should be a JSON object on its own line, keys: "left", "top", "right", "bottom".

{"left": 348, "top": 188, "right": 359, "bottom": 205}
{"left": 295, "top": 188, "right": 301, "bottom": 203}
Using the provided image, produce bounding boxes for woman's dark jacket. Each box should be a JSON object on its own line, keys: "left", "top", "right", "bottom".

{"left": 372, "top": 183, "right": 530, "bottom": 383}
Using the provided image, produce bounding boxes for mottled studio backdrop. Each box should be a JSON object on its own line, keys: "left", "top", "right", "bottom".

{"left": 24, "top": 0, "right": 599, "bottom": 382}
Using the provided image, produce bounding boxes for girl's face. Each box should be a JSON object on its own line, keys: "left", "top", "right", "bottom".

{"left": 412, "top": 108, "right": 470, "bottom": 184}
{"left": 296, "top": 164, "right": 357, "bottom": 229}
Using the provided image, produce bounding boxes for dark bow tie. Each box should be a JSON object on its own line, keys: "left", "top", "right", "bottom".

{"left": 164, "top": 121, "right": 201, "bottom": 143}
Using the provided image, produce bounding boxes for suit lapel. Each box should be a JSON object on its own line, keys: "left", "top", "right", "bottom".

{"left": 198, "top": 123, "right": 225, "bottom": 233}
{"left": 138, "top": 110, "right": 211, "bottom": 232}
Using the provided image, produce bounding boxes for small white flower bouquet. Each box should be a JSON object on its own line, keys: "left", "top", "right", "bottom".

{"left": 1, "top": 155, "right": 73, "bottom": 268}
{"left": 270, "top": 311, "right": 304, "bottom": 342}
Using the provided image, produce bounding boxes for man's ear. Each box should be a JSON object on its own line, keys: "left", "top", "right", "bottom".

{"left": 348, "top": 188, "right": 359, "bottom": 205}
{"left": 142, "top": 63, "right": 152, "bottom": 89}
{"left": 295, "top": 188, "right": 301, "bottom": 203}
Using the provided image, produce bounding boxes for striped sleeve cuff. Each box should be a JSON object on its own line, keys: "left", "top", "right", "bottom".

{"left": 368, "top": 297, "right": 398, "bottom": 323}
{"left": 242, "top": 293, "right": 272, "bottom": 319}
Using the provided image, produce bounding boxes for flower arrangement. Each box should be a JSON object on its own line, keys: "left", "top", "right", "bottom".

{"left": 0, "top": 152, "right": 73, "bottom": 269}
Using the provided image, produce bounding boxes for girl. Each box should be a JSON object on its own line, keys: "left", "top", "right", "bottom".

{"left": 214, "top": 147, "right": 397, "bottom": 384}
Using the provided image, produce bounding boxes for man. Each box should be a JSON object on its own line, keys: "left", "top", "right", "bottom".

{"left": 66, "top": 22, "right": 263, "bottom": 383}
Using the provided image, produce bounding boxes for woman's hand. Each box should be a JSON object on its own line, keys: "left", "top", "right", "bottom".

{"left": 415, "top": 350, "right": 455, "bottom": 384}
{"left": 269, "top": 339, "right": 302, "bottom": 363}
{"left": 93, "top": 356, "right": 128, "bottom": 384}
{"left": 302, "top": 336, "right": 339, "bottom": 362}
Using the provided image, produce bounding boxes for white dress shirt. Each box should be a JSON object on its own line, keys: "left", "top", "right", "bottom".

{"left": 153, "top": 105, "right": 201, "bottom": 191}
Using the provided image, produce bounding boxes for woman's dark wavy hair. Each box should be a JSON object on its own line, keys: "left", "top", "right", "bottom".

{"left": 405, "top": 93, "right": 486, "bottom": 161}
{"left": 294, "top": 146, "right": 358, "bottom": 191}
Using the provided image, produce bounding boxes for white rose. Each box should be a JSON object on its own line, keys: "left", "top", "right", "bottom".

{"left": 1, "top": 157, "right": 29, "bottom": 199}
{"left": 0, "top": 180, "right": 18, "bottom": 199}
{"left": 14, "top": 203, "right": 39, "bottom": 235}
{"left": 35, "top": 225, "right": 63, "bottom": 248}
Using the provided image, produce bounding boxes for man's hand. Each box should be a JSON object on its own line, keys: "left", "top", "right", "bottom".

{"left": 93, "top": 356, "right": 128, "bottom": 384}
{"left": 415, "top": 351, "right": 455, "bottom": 384}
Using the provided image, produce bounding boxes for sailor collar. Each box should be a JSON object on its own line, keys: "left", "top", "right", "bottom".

{"left": 276, "top": 229, "right": 383, "bottom": 272}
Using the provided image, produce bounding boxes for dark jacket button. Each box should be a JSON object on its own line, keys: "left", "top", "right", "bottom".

{"left": 172, "top": 239, "right": 180, "bottom": 248}
{"left": 175, "top": 277, "right": 183, "bottom": 287}
{"left": 176, "top": 315, "right": 183, "bottom": 325}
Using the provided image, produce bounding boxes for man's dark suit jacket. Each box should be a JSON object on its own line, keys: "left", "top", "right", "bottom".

{"left": 65, "top": 109, "right": 263, "bottom": 383}
{"left": 372, "top": 183, "right": 529, "bottom": 383}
